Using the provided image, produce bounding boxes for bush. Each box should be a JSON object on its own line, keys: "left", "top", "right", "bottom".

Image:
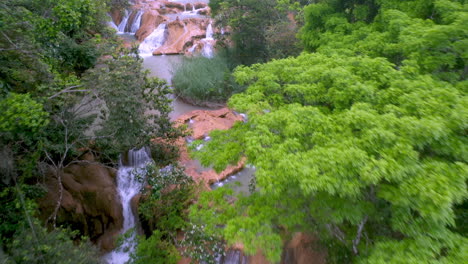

{"left": 8, "top": 221, "right": 100, "bottom": 264}
{"left": 172, "top": 52, "right": 243, "bottom": 106}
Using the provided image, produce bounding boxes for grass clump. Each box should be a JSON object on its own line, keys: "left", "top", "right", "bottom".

{"left": 172, "top": 52, "right": 243, "bottom": 106}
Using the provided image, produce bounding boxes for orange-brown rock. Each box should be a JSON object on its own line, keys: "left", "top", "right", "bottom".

{"left": 135, "top": 10, "right": 166, "bottom": 42}
{"left": 175, "top": 108, "right": 244, "bottom": 185}
{"left": 281, "top": 233, "right": 327, "bottom": 264}
{"left": 153, "top": 18, "right": 208, "bottom": 55}
{"left": 194, "top": 2, "right": 207, "bottom": 9}
{"left": 110, "top": 8, "right": 123, "bottom": 26}
{"left": 176, "top": 108, "right": 243, "bottom": 140}
{"left": 38, "top": 155, "right": 123, "bottom": 252}
{"left": 163, "top": 1, "right": 185, "bottom": 10}
{"left": 197, "top": 7, "right": 211, "bottom": 16}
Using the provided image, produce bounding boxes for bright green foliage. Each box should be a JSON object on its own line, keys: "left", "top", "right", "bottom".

{"left": 300, "top": 0, "right": 468, "bottom": 83}
{"left": 191, "top": 50, "right": 467, "bottom": 262}
{"left": 172, "top": 52, "right": 242, "bottom": 105}
{"left": 131, "top": 230, "right": 180, "bottom": 264}
{"left": 0, "top": 93, "right": 48, "bottom": 136}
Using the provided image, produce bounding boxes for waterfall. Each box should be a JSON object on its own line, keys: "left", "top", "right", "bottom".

{"left": 205, "top": 23, "right": 213, "bottom": 40}
{"left": 187, "top": 43, "right": 198, "bottom": 54}
{"left": 201, "top": 22, "right": 214, "bottom": 58}
{"left": 130, "top": 10, "right": 144, "bottom": 33}
{"left": 108, "top": 21, "right": 119, "bottom": 31}
{"left": 223, "top": 250, "right": 248, "bottom": 264}
{"left": 103, "top": 148, "right": 153, "bottom": 264}
{"left": 138, "top": 24, "right": 167, "bottom": 56}
{"left": 118, "top": 10, "right": 130, "bottom": 33}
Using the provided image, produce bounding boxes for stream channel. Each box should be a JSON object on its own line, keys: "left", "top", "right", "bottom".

{"left": 104, "top": 3, "right": 255, "bottom": 261}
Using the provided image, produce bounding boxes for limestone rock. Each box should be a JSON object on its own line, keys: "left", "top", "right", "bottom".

{"left": 153, "top": 18, "right": 208, "bottom": 55}
{"left": 175, "top": 108, "right": 244, "bottom": 185}
{"left": 135, "top": 10, "right": 166, "bottom": 42}
{"left": 38, "top": 157, "right": 123, "bottom": 252}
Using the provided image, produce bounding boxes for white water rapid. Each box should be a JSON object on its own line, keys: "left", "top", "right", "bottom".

{"left": 117, "top": 10, "right": 130, "bottom": 33}
{"left": 104, "top": 148, "right": 153, "bottom": 264}
{"left": 138, "top": 24, "right": 167, "bottom": 56}
{"left": 130, "top": 10, "right": 144, "bottom": 33}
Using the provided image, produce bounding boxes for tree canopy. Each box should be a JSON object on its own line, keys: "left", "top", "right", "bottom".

{"left": 190, "top": 0, "right": 468, "bottom": 262}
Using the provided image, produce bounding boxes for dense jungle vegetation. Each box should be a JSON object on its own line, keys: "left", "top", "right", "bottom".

{"left": 0, "top": 0, "right": 467, "bottom": 263}
{"left": 0, "top": 0, "right": 181, "bottom": 262}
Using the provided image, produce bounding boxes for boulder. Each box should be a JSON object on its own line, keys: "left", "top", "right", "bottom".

{"left": 135, "top": 10, "right": 166, "bottom": 42}
{"left": 38, "top": 154, "right": 123, "bottom": 252}
{"left": 194, "top": 2, "right": 207, "bottom": 9}
{"left": 163, "top": 1, "right": 185, "bottom": 10}
{"left": 197, "top": 7, "right": 211, "bottom": 16}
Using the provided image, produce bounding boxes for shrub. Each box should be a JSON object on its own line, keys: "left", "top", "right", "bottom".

{"left": 172, "top": 52, "right": 243, "bottom": 106}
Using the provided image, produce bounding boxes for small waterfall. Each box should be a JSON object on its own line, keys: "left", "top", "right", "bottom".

{"left": 187, "top": 43, "right": 198, "bottom": 54}
{"left": 108, "top": 21, "right": 119, "bottom": 31}
{"left": 138, "top": 24, "right": 167, "bottom": 56}
{"left": 107, "top": 14, "right": 119, "bottom": 31}
{"left": 130, "top": 10, "right": 144, "bottom": 33}
{"left": 104, "top": 147, "right": 153, "bottom": 264}
{"left": 205, "top": 23, "right": 213, "bottom": 40}
{"left": 118, "top": 10, "right": 130, "bottom": 33}
{"left": 201, "top": 22, "right": 214, "bottom": 58}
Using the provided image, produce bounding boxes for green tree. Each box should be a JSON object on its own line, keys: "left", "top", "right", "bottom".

{"left": 190, "top": 50, "right": 467, "bottom": 262}
{"left": 210, "top": 0, "right": 303, "bottom": 64}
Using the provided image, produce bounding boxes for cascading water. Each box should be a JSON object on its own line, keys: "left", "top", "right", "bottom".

{"left": 138, "top": 24, "right": 167, "bottom": 56}
{"left": 130, "top": 10, "right": 144, "bottom": 33}
{"left": 201, "top": 22, "right": 214, "bottom": 58}
{"left": 118, "top": 10, "right": 130, "bottom": 33}
{"left": 103, "top": 148, "right": 153, "bottom": 264}
{"left": 205, "top": 22, "right": 213, "bottom": 40}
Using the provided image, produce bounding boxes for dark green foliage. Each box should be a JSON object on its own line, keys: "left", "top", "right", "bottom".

{"left": 83, "top": 50, "right": 183, "bottom": 160}
{"left": 9, "top": 222, "right": 100, "bottom": 264}
{"left": 180, "top": 224, "right": 225, "bottom": 264}
{"left": 0, "top": 0, "right": 182, "bottom": 259}
{"left": 134, "top": 165, "right": 196, "bottom": 263}
{"left": 139, "top": 165, "right": 194, "bottom": 236}
{"left": 210, "top": 0, "right": 304, "bottom": 64}
{"left": 172, "top": 52, "right": 242, "bottom": 105}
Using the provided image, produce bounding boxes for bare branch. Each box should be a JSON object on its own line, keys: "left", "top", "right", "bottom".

{"left": 352, "top": 216, "right": 368, "bottom": 255}
{"left": 326, "top": 224, "right": 346, "bottom": 244}
{"left": 48, "top": 85, "right": 88, "bottom": 99}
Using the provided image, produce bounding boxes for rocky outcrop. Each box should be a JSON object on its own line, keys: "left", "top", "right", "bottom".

{"left": 110, "top": 8, "right": 123, "bottom": 26}
{"left": 110, "top": 0, "right": 215, "bottom": 55}
{"left": 135, "top": 10, "right": 166, "bottom": 42}
{"left": 175, "top": 108, "right": 244, "bottom": 185}
{"left": 38, "top": 153, "right": 123, "bottom": 252}
{"left": 281, "top": 233, "right": 327, "bottom": 264}
{"left": 153, "top": 18, "right": 208, "bottom": 55}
